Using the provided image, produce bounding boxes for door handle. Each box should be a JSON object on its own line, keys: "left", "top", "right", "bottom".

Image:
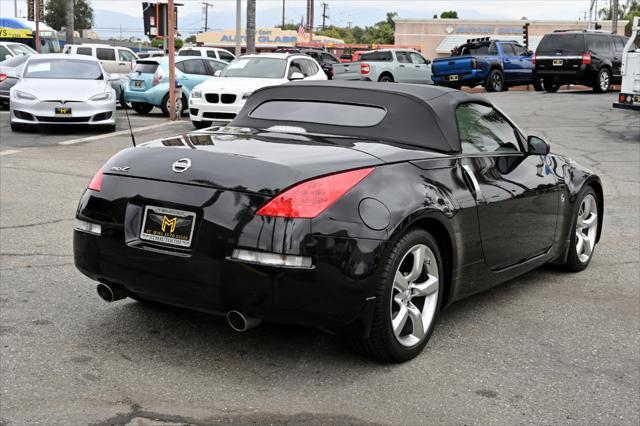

{"left": 119, "top": 63, "right": 126, "bottom": 65}
{"left": 462, "top": 165, "right": 482, "bottom": 200}
{"left": 399, "top": 65, "right": 405, "bottom": 68}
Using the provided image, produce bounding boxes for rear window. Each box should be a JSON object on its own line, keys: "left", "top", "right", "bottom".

{"left": 178, "top": 50, "right": 201, "bottom": 57}
{"left": 360, "top": 51, "right": 392, "bottom": 62}
{"left": 218, "top": 51, "right": 235, "bottom": 62}
{"left": 132, "top": 62, "right": 159, "bottom": 74}
{"left": 76, "top": 47, "right": 93, "bottom": 56}
{"left": 586, "top": 35, "right": 612, "bottom": 54}
{"left": 249, "top": 101, "right": 387, "bottom": 127}
{"left": 536, "top": 34, "right": 585, "bottom": 55}
{"left": 96, "top": 48, "right": 116, "bottom": 61}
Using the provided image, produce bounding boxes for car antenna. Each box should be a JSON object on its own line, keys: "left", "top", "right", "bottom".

{"left": 123, "top": 105, "right": 137, "bottom": 147}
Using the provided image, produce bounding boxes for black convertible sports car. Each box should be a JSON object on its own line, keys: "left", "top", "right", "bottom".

{"left": 74, "top": 81, "right": 602, "bottom": 362}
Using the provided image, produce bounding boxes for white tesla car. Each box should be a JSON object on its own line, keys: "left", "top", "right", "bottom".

{"left": 188, "top": 53, "right": 326, "bottom": 129}
{"left": 10, "top": 54, "right": 117, "bottom": 132}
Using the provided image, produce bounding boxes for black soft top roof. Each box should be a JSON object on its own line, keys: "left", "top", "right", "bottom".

{"left": 230, "top": 80, "right": 487, "bottom": 153}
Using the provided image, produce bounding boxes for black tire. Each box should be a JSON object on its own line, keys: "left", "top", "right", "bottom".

{"left": 543, "top": 78, "right": 560, "bottom": 93}
{"left": 131, "top": 102, "right": 154, "bottom": 115}
{"left": 119, "top": 92, "right": 131, "bottom": 109}
{"left": 532, "top": 76, "right": 544, "bottom": 92}
{"left": 351, "top": 228, "right": 444, "bottom": 362}
{"left": 379, "top": 74, "right": 394, "bottom": 83}
{"left": 160, "top": 93, "right": 187, "bottom": 117}
{"left": 561, "top": 187, "right": 599, "bottom": 272}
{"left": 593, "top": 68, "right": 611, "bottom": 93}
{"left": 104, "top": 124, "right": 117, "bottom": 132}
{"left": 192, "top": 120, "right": 212, "bottom": 129}
{"left": 10, "top": 121, "right": 27, "bottom": 132}
{"left": 485, "top": 69, "right": 505, "bottom": 92}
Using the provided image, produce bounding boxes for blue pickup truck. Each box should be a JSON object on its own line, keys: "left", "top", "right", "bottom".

{"left": 431, "top": 38, "right": 542, "bottom": 92}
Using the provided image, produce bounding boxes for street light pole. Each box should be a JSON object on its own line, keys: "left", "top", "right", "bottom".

{"left": 168, "top": 0, "right": 177, "bottom": 121}
{"left": 235, "top": 0, "right": 241, "bottom": 56}
{"left": 34, "top": 0, "right": 40, "bottom": 53}
{"left": 66, "top": 0, "right": 74, "bottom": 45}
{"left": 612, "top": 0, "right": 619, "bottom": 34}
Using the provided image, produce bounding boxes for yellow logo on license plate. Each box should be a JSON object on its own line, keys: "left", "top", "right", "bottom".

{"left": 161, "top": 216, "right": 177, "bottom": 233}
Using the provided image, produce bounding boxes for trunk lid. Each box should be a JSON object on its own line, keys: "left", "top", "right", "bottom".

{"left": 432, "top": 55, "right": 475, "bottom": 77}
{"left": 102, "top": 129, "right": 386, "bottom": 196}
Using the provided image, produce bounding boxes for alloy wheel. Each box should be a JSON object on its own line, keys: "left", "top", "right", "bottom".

{"left": 390, "top": 244, "right": 439, "bottom": 347}
{"left": 167, "top": 97, "right": 183, "bottom": 115}
{"left": 493, "top": 73, "right": 503, "bottom": 91}
{"left": 575, "top": 194, "right": 598, "bottom": 263}
{"left": 599, "top": 71, "right": 610, "bottom": 92}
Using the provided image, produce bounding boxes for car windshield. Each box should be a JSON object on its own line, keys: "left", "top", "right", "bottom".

{"left": 23, "top": 58, "right": 103, "bottom": 79}
{"left": 221, "top": 57, "right": 286, "bottom": 78}
{"left": 537, "top": 34, "right": 585, "bottom": 55}
{"left": 8, "top": 43, "right": 36, "bottom": 56}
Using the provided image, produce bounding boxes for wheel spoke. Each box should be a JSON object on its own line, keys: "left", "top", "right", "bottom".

{"left": 412, "top": 275, "right": 439, "bottom": 297}
{"left": 406, "top": 246, "right": 426, "bottom": 282}
{"left": 583, "top": 235, "right": 594, "bottom": 257}
{"left": 576, "top": 231, "right": 584, "bottom": 254}
{"left": 407, "top": 304, "right": 425, "bottom": 339}
{"left": 394, "top": 271, "right": 409, "bottom": 292}
{"left": 582, "top": 213, "right": 597, "bottom": 228}
{"left": 392, "top": 305, "right": 409, "bottom": 338}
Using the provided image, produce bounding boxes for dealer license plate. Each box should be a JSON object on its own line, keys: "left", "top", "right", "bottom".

{"left": 134, "top": 80, "right": 143, "bottom": 88}
{"left": 140, "top": 206, "right": 196, "bottom": 247}
{"left": 553, "top": 59, "right": 563, "bottom": 66}
{"left": 449, "top": 74, "right": 459, "bottom": 81}
{"left": 55, "top": 107, "right": 72, "bottom": 115}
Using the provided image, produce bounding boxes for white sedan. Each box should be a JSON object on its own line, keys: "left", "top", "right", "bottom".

{"left": 10, "top": 54, "right": 117, "bottom": 132}
{"left": 188, "top": 53, "right": 326, "bottom": 129}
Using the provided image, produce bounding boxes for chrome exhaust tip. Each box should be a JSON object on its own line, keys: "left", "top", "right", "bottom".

{"left": 96, "top": 283, "right": 127, "bottom": 303}
{"left": 226, "top": 310, "right": 261, "bottom": 332}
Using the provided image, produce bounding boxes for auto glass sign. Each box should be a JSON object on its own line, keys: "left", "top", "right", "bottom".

{"left": 455, "top": 26, "right": 522, "bottom": 34}
{"left": 221, "top": 30, "right": 297, "bottom": 44}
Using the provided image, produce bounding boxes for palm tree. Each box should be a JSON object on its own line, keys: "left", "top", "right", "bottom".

{"left": 246, "top": 0, "right": 256, "bottom": 54}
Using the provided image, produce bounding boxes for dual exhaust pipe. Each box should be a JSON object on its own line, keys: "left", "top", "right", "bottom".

{"left": 96, "top": 284, "right": 261, "bottom": 332}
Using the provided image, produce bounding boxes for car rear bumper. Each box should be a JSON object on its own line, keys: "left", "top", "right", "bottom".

{"left": 124, "top": 87, "right": 164, "bottom": 106}
{"left": 432, "top": 69, "right": 484, "bottom": 85}
{"left": 10, "top": 98, "right": 116, "bottom": 125}
{"left": 73, "top": 178, "right": 387, "bottom": 336}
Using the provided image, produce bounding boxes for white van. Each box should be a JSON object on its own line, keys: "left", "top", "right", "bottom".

{"left": 62, "top": 44, "right": 138, "bottom": 74}
{"left": 177, "top": 46, "right": 235, "bottom": 62}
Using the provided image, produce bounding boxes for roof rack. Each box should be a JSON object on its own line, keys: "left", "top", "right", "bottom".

{"left": 553, "top": 29, "right": 612, "bottom": 33}
{"left": 465, "top": 37, "right": 491, "bottom": 44}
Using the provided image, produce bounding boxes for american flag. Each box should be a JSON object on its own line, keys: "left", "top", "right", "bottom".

{"left": 297, "top": 23, "right": 306, "bottom": 40}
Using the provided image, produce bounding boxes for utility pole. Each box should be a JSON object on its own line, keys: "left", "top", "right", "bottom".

{"left": 282, "top": 0, "right": 285, "bottom": 29}
{"left": 612, "top": 0, "right": 619, "bottom": 33}
{"left": 306, "top": 0, "right": 314, "bottom": 40}
{"left": 234, "top": 0, "right": 241, "bottom": 56}
{"left": 202, "top": 2, "right": 212, "bottom": 32}
{"left": 66, "top": 0, "right": 74, "bottom": 45}
{"left": 168, "top": 0, "right": 177, "bottom": 121}
{"left": 14, "top": 0, "right": 17, "bottom": 17}
{"left": 246, "top": 0, "right": 256, "bottom": 54}
{"left": 321, "top": 2, "right": 328, "bottom": 30}
{"left": 34, "top": 0, "right": 40, "bottom": 52}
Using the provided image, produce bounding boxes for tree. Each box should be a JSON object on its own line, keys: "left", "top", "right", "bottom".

{"left": 151, "top": 37, "right": 183, "bottom": 50}
{"left": 440, "top": 11, "right": 458, "bottom": 19}
{"left": 626, "top": 11, "right": 640, "bottom": 36}
{"left": 45, "top": 0, "right": 93, "bottom": 31}
{"left": 246, "top": 0, "right": 256, "bottom": 54}
{"left": 184, "top": 35, "right": 196, "bottom": 44}
{"left": 279, "top": 23, "right": 298, "bottom": 31}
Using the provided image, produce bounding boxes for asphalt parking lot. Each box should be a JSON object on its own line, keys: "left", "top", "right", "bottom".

{"left": 1, "top": 91, "right": 639, "bottom": 425}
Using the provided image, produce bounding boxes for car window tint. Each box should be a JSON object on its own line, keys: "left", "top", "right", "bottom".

{"left": 218, "top": 51, "right": 235, "bottom": 62}
{"left": 305, "top": 59, "right": 319, "bottom": 74}
{"left": 96, "top": 48, "right": 116, "bottom": 61}
{"left": 0, "top": 45, "right": 11, "bottom": 59}
{"left": 181, "top": 59, "right": 207, "bottom": 75}
{"left": 501, "top": 44, "right": 516, "bottom": 56}
{"left": 360, "top": 51, "right": 392, "bottom": 61}
{"left": 206, "top": 59, "right": 226, "bottom": 74}
{"left": 76, "top": 47, "right": 93, "bottom": 56}
{"left": 460, "top": 45, "right": 489, "bottom": 55}
{"left": 133, "top": 62, "right": 159, "bottom": 74}
{"left": 288, "top": 61, "right": 304, "bottom": 77}
{"left": 587, "top": 35, "right": 611, "bottom": 54}
{"left": 179, "top": 50, "right": 201, "bottom": 57}
{"left": 396, "top": 52, "right": 411, "bottom": 63}
{"left": 321, "top": 53, "right": 338, "bottom": 63}
{"left": 456, "top": 103, "right": 521, "bottom": 154}
{"left": 613, "top": 37, "right": 626, "bottom": 53}
{"left": 488, "top": 42, "right": 498, "bottom": 54}
{"left": 512, "top": 44, "right": 528, "bottom": 56}
{"left": 206, "top": 50, "right": 217, "bottom": 58}
{"left": 118, "top": 49, "right": 136, "bottom": 61}
{"left": 537, "top": 34, "right": 585, "bottom": 55}
{"left": 250, "top": 101, "right": 386, "bottom": 127}
{"left": 175, "top": 62, "right": 186, "bottom": 73}
{"left": 409, "top": 52, "right": 427, "bottom": 64}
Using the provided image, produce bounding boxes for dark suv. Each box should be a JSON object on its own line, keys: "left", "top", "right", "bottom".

{"left": 274, "top": 47, "right": 340, "bottom": 79}
{"left": 534, "top": 30, "right": 631, "bottom": 93}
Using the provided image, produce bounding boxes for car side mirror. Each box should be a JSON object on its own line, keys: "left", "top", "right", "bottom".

{"left": 527, "top": 50, "right": 534, "bottom": 56}
{"left": 289, "top": 72, "right": 304, "bottom": 81}
{"left": 4, "top": 54, "right": 11, "bottom": 61}
{"left": 527, "top": 135, "right": 550, "bottom": 155}
{"left": 425, "top": 59, "right": 431, "bottom": 65}
{"left": 214, "top": 70, "right": 222, "bottom": 77}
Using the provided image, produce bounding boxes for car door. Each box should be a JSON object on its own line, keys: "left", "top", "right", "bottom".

{"left": 499, "top": 43, "right": 520, "bottom": 83}
{"left": 117, "top": 48, "right": 137, "bottom": 73}
{"left": 612, "top": 36, "right": 626, "bottom": 79}
{"left": 409, "top": 52, "right": 432, "bottom": 84}
{"left": 96, "top": 47, "right": 118, "bottom": 74}
{"left": 456, "top": 102, "right": 559, "bottom": 270}
{"left": 394, "top": 51, "right": 413, "bottom": 82}
{"left": 177, "top": 59, "right": 211, "bottom": 94}
{"left": 511, "top": 44, "right": 533, "bottom": 83}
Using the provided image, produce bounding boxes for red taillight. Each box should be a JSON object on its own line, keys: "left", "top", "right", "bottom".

{"left": 360, "top": 63, "right": 370, "bottom": 75}
{"left": 88, "top": 168, "right": 103, "bottom": 192}
{"left": 532, "top": 53, "right": 536, "bottom": 65}
{"left": 256, "top": 167, "right": 375, "bottom": 218}
{"left": 582, "top": 52, "right": 591, "bottom": 65}
{"left": 620, "top": 94, "right": 626, "bottom": 102}
{"left": 0, "top": 73, "right": 7, "bottom": 82}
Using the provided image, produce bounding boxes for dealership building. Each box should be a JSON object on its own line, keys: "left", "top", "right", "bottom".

{"left": 394, "top": 19, "right": 627, "bottom": 59}
{"left": 197, "top": 28, "right": 343, "bottom": 52}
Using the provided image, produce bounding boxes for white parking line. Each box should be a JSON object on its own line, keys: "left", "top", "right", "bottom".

{"left": 0, "top": 150, "right": 21, "bottom": 156}
{"left": 58, "top": 121, "right": 180, "bottom": 146}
